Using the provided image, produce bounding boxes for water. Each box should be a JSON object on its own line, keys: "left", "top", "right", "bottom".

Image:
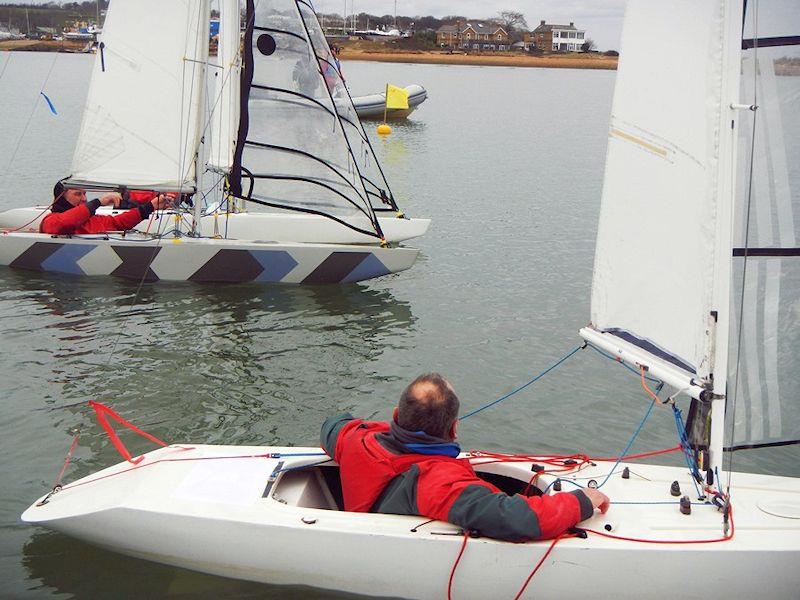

{"left": 0, "top": 53, "right": 796, "bottom": 598}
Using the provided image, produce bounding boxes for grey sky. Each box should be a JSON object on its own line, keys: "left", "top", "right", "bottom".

{"left": 317, "top": 1, "right": 628, "bottom": 50}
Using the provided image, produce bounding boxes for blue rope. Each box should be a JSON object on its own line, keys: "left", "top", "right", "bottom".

{"left": 671, "top": 405, "right": 704, "bottom": 499}
{"left": 609, "top": 500, "right": 711, "bottom": 506}
{"left": 274, "top": 458, "right": 331, "bottom": 474}
{"left": 541, "top": 478, "right": 585, "bottom": 493}
{"left": 459, "top": 345, "right": 585, "bottom": 421}
{"left": 274, "top": 451, "right": 328, "bottom": 458}
{"left": 596, "top": 386, "right": 661, "bottom": 490}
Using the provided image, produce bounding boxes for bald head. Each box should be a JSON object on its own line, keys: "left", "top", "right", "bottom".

{"left": 397, "top": 373, "right": 460, "bottom": 440}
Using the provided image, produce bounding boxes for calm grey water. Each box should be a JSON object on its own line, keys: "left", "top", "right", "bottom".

{"left": 0, "top": 52, "right": 796, "bottom": 599}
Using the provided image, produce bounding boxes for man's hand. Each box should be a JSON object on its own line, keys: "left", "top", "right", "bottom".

{"left": 151, "top": 193, "right": 176, "bottom": 211}
{"left": 99, "top": 192, "right": 122, "bottom": 208}
{"left": 582, "top": 488, "right": 610, "bottom": 514}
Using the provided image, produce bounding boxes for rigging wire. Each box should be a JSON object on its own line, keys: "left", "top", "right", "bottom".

{"left": 3, "top": 51, "right": 59, "bottom": 178}
{"left": 726, "top": 0, "right": 760, "bottom": 495}
{"left": 0, "top": 52, "right": 11, "bottom": 82}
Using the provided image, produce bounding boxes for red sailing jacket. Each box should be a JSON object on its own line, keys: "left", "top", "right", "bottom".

{"left": 321, "top": 415, "right": 595, "bottom": 541}
{"left": 40, "top": 201, "right": 150, "bottom": 235}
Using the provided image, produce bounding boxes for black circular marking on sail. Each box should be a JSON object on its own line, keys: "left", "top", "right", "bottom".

{"left": 256, "top": 34, "right": 276, "bottom": 56}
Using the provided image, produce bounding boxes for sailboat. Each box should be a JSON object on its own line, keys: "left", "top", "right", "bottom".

{"left": 0, "top": 0, "right": 427, "bottom": 284}
{"left": 21, "top": 0, "right": 800, "bottom": 597}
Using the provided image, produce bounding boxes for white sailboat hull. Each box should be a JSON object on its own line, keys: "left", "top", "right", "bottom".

{"left": 0, "top": 208, "right": 430, "bottom": 245}
{"left": 352, "top": 84, "right": 427, "bottom": 119}
{"left": 22, "top": 444, "right": 800, "bottom": 598}
{"left": 0, "top": 233, "right": 418, "bottom": 284}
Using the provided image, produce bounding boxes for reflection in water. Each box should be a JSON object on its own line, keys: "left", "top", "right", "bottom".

{"left": 0, "top": 268, "right": 415, "bottom": 478}
{"left": 23, "top": 531, "right": 357, "bottom": 599}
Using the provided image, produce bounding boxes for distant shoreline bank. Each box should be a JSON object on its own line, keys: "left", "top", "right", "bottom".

{"left": 1, "top": 40, "right": 618, "bottom": 70}
{"left": 339, "top": 50, "right": 618, "bottom": 70}
{"left": 0, "top": 39, "right": 87, "bottom": 53}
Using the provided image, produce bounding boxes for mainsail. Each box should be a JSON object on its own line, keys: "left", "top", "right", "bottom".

{"left": 68, "top": 0, "right": 210, "bottom": 191}
{"left": 727, "top": 1, "right": 800, "bottom": 450}
{"left": 584, "top": 0, "right": 800, "bottom": 455}
{"left": 581, "top": 0, "right": 742, "bottom": 399}
{"left": 228, "top": 0, "right": 392, "bottom": 239}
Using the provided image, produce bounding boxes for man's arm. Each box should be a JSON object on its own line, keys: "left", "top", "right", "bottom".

{"left": 320, "top": 413, "right": 354, "bottom": 457}
{"left": 40, "top": 203, "right": 92, "bottom": 234}
{"left": 417, "top": 463, "right": 604, "bottom": 542}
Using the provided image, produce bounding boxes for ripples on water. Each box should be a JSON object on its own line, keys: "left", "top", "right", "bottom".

{"left": 1, "top": 53, "right": 797, "bottom": 598}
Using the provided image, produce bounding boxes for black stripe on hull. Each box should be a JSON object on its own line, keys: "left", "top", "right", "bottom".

{"left": 9, "top": 242, "right": 63, "bottom": 271}
{"left": 302, "top": 252, "right": 371, "bottom": 284}
{"left": 733, "top": 248, "right": 800, "bottom": 257}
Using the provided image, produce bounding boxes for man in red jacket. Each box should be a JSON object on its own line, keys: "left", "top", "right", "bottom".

{"left": 40, "top": 182, "right": 174, "bottom": 235}
{"left": 321, "top": 373, "right": 610, "bottom": 541}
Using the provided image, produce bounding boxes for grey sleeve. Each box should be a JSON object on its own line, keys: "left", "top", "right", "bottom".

{"left": 320, "top": 413, "right": 354, "bottom": 456}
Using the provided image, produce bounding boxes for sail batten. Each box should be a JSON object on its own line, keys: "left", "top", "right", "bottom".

{"left": 69, "top": 0, "right": 210, "bottom": 190}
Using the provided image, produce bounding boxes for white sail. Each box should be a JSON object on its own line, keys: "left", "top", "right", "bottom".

{"left": 68, "top": 0, "right": 210, "bottom": 191}
{"left": 583, "top": 0, "right": 741, "bottom": 393}
{"left": 727, "top": 2, "right": 800, "bottom": 449}
{"left": 229, "top": 0, "right": 388, "bottom": 239}
{"left": 207, "top": 0, "right": 241, "bottom": 173}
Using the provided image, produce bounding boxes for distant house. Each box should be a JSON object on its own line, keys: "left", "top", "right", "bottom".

{"left": 435, "top": 23, "right": 460, "bottom": 48}
{"left": 529, "top": 20, "right": 586, "bottom": 52}
{"left": 436, "top": 20, "right": 510, "bottom": 51}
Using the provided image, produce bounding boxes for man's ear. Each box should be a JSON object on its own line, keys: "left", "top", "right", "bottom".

{"left": 449, "top": 419, "right": 458, "bottom": 440}
{"left": 393, "top": 407, "right": 399, "bottom": 422}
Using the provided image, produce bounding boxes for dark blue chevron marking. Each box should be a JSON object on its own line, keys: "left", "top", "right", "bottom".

{"left": 40, "top": 244, "right": 95, "bottom": 275}
{"left": 250, "top": 250, "right": 298, "bottom": 282}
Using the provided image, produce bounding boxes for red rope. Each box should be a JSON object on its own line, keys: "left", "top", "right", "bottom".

{"left": 584, "top": 506, "right": 734, "bottom": 544}
{"left": 88, "top": 400, "right": 170, "bottom": 464}
{"left": 52, "top": 431, "right": 81, "bottom": 489}
{"left": 513, "top": 533, "right": 571, "bottom": 600}
{"left": 447, "top": 530, "right": 470, "bottom": 600}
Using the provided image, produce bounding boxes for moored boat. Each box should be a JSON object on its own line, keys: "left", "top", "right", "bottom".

{"left": 0, "top": 0, "right": 427, "bottom": 284}
{"left": 351, "top": 84, "right": 427, "bottom": 119}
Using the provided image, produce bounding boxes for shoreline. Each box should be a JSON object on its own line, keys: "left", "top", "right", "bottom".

{"left": 339, "top": 49, "right": 618, "bottom": 70}
{"left": 0, "top": 39, "right": 88, "bottom": 52}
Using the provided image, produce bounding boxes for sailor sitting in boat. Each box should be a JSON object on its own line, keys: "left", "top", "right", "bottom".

{"left": 321, "top": 373, "right": 610, "bottom": 541}
{"left": 41, "top": 182, "right": 174, "bottom": 236}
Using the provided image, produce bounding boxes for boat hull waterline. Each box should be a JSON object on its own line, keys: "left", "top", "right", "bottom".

{"left": 22, "top": 444, "right": 800, "bottom": 599}
{"left": 0, "top": 208, "right": 431, "bottom": 245}
{"left": 0, "top": 233, "right": 418, "bottom": 284}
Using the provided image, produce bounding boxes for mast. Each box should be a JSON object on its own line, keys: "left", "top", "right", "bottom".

{"left": 707, "top": 0, "right": 746, "bottom": 482}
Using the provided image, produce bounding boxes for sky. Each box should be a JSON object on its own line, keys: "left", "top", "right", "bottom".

{"left": 316, "top": 1, "right": 628, "bottom": 50}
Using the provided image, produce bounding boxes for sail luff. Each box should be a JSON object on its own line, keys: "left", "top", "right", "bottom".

{"left": 229, "top": 0, "right": 254, "bottom": 199}
{"left": 207, "top": 0, "right": 241, "bottom": 173}
{"left": 708, "top": 0, "right": 745, "bottom": 478}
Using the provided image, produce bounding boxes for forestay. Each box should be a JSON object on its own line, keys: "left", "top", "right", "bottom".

{"left": 68, "top": 0, "right": 210, "bottom": 191}
{"left": 583, "top": 0, "right": 740, "bottom": 395}
{"left": 727, "top": 0, "right": 800, "bottom": 450}
{"left": 229, "top": 0, "right": 390, "bottom": 239}
{"left": 207, "top": 0, "right": 241, "bottom": 173}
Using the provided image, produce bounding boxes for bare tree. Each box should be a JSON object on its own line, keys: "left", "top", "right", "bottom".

{"left": 581, "top": 38, "right": 596, "bottom": 52}
{"left": 497, "top": 10, "right": 528, "bottom": 32}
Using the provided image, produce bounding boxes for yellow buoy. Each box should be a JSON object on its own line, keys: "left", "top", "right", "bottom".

{"left": 377, "top": 123, "right": 392, "bottom": 135}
